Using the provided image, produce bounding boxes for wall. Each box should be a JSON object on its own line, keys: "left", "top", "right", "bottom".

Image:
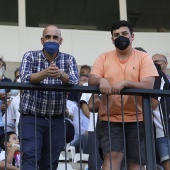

{"left": 0, "top": 25, "right": 170, "bottom": 80}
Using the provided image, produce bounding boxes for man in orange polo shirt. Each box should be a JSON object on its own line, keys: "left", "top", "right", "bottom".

{"left": 88, "top": 20, "right": 158, "bottom": 170}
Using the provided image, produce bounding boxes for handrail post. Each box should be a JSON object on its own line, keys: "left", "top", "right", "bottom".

{"left": 142, "top": 95, "right": 156, "bottom": 170}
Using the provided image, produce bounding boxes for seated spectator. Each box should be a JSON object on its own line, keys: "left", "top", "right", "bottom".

{"left": 87, "top": 93, "right": 103, "bottom": 170}
{"left": 152, "top": 54, "right": 170, "bottom": 82}
{"left": 2, "top": 67, "right": 21, "bottom": 135}
{"left": 79, "top": 65, "right": 91, "bottom": 76}
{"left": 67, "top": 74, "right": 89, "bottom": 118}
{"left": 68, "top": 75, "right": 89, "bottom": 153}
{"left": 70, "top": 107, "right": 89, "bottom": 154}
{"left": 0, "top": 131, "right": 20, "bottom": 168}
{"left": 152, "top": 63, "right": 170, "bottom": 170}
{"left": 0, "top": 58, "right": 12, "bottom": 136}
{"left": 136, "top": 47, "right": 170, "bottom": 170}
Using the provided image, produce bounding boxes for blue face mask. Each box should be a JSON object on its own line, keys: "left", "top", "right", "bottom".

{"left": 10, "top": 89, "right": 20, "bottom": 96}
{"left": 44, "top": 42, "right": 59, "bottom": 55}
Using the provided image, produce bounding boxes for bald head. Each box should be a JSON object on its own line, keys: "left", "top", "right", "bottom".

{"left": 41, "top": 25, "right": 63, "bottom": 47}
{"left": 152, "top": 54, "right": 167, "bottom": 61}
{"left": 42, "top": 25, "right": 61, "bottom": 38}
{"left": 152, "top": 54, "right": 168, "bottom": 73}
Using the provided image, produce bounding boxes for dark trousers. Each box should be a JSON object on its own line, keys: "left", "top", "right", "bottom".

{"left": 0, "top": 126, "right": 4, "bottom": 136}
{"left": 20, "top": 115, "right": 65, "bottom": 170}
{"left": 88, "top": 131, "right": 103, "bottom": 170}
{"left": 72, "top": 134, "right": 89, "bottom": 154}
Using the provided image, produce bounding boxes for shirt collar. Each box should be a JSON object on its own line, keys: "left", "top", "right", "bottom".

{"left": 41, "top": 49, "right": 61, "bottom": 63}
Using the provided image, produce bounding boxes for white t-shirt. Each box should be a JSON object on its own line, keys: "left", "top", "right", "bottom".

{"left": 67, "top": 100, "right": 78, "bottom": 117}
{"left": 80, "top": 92, "right": 98, "bottom": 132}
{"left": 0, "top": 151, "right": 5, "bottom": 161}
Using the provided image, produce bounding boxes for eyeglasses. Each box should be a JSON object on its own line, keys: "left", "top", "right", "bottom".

{"left": 153, "top": 60, "right": 166, "bottom": 65}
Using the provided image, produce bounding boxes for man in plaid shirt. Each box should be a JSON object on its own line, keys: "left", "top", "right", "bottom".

{"left": 19, "top": 25, "right": 79, "bottom": 170}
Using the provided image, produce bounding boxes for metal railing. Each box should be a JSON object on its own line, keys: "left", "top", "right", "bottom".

{"left": 0, "top": 81, "right": 170, "bottom": 170}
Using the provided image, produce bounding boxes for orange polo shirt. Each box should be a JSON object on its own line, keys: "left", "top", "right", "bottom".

{"left": 91, "top": 49, "right": 158, "bottom": 122}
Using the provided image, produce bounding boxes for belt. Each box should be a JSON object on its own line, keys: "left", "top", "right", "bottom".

{"left": 42, "top": 116, "right": 63, "bottom": 120}
{"left": 22, "top": 114, "right": 63, "bottom": 120}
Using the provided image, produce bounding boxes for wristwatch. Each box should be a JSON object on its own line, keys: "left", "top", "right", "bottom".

{"left": 59, "top": 71, "right": 65, "bottom": 79}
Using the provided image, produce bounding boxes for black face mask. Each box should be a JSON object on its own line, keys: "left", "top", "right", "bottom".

{"left": 114, "top": 36, "right": 130, "bottom": 50}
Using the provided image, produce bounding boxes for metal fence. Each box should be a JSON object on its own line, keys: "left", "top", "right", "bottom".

{"left": 0, "top": 81, "right": 170, "bottom": 170}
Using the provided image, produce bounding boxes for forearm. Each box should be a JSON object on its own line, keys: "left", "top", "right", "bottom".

{"left": 7, "top": 147, "right": 19, "bottom": 165}
{"left": 81, "top": 103, "right": 90, "bottom": 119}
{"left": 6, "top": 152, "right": 15, "bottom": 164}
{"left": 0, "top": 161, "right": 19, "bottom": 170}
{"left": 124, "top": 79, "right": 155, "bottom": 89}
{"left": 30, "top": 69, "right": 47, "bottom": 83}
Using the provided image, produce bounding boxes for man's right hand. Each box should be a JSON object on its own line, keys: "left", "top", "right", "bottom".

{"left": 99, "top": 78, "right": 111, "bottom": 94}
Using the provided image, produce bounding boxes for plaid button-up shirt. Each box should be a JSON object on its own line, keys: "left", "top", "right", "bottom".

{"left": 20, "top": 50, "right": 79, "bottom": 117}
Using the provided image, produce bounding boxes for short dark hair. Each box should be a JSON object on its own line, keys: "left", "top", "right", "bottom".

{"left": 0, "top": 131, "right": 16, "bottom": 150}
{"left": 14, "top": 67, "right": 20, "bottom": 82}
{"left": 152, "top": 54, "right": 167, "bottom": 62}
{"left": 134, "top": 47, "right": 147, "bottom": 53}
{"left": 111, "top": 20, "right": 133, "bottom": 35}
{"left": 80, "top": 65, "right": 91, "bottom": 76}
{"left": 80, "top": 65, "right": 91, "bottom": 71}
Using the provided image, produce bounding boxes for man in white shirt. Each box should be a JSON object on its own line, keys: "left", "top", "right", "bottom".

{"left": 80, "top": 83, "right": 103, "bottom": 170}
